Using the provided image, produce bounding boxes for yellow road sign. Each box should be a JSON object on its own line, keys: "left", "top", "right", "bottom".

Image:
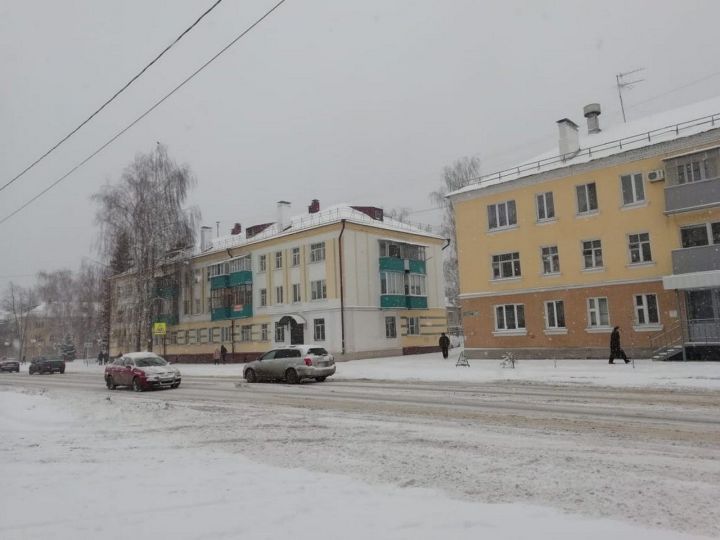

{"left": 153, "top": 322, "right": 167, "bottom": 336}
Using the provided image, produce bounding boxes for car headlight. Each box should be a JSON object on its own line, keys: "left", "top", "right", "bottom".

{"left": 146, "top": 374, "right": 159, "bottom": 381}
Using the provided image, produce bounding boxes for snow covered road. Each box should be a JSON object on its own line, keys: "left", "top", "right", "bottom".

{"left": 1, "top": 367, "right": 718, "bottom": 538}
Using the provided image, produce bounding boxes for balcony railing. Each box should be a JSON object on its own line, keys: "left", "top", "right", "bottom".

{"left": 665, "top": 176, "right": 720, "bottom": 214}
{"left": 687, "top": 318, "right": 720, "bottom": 343}
{"left": 671, "top": 244, "right": 720, "bottom": 274}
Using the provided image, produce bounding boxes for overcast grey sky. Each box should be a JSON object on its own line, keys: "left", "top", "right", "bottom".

{"left": 2, "top": 0, "right": 720, "bottom": 293}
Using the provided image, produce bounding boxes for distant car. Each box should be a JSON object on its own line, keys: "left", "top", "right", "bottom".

{"left": 243, "top": 345, "right": 336, "bottom": 384}
{"left": 0, "top": 358, "right": 20, "bottom": 373}
{"left": 29, "top": 356, "right": 65, "bottom": 375}
{"left": 105, "top": 352, "right": 181, "bottom": 392}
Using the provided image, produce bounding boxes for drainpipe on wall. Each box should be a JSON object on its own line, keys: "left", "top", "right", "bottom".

{"left": 441, "top": 238, "right": 451, "bottom": 251}
{"left": 338, "top": 219, "right": 347, "bottom": 355}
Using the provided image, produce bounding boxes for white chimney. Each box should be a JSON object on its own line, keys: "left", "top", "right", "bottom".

{"left": 200, "top": 226, "right": 212, "bottom": 251}
{"left": 583, "top": 103, "right": 601, "bottom": 134}
{"left": 557, "top": 118, "right": 580, "bottom": 157}
{"left": 277, "top": 201, "right": 291, "bottom": 231}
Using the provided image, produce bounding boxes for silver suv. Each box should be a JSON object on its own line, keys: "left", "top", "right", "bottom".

{"left": 243, "top": 344, "right": 336, "bottom": 384}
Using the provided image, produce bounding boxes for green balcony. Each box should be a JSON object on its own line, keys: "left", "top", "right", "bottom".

{"left": 406, "top": 296, "right": 428, "bottom": 309}
{"left": 210, "top": 275, "right": 229, "bottom": 290}
{"left": 211, "top": 307, "right": 231, "bottom": 321}
{"left": 408, "top": 260, "right": 426, "bottom": 274}
{"left": 381, "top": 295, "right": 406, "bottom": 308}
{"left": 153, "top": 314, "right": 178, "bottom": 325}
{"left": 229, "top": 270, "right": 252, "bottom": 286}
{"left": 379, "top": 257, "right": 405, "bottom": 272}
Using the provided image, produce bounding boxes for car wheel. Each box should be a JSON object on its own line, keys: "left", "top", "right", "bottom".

{"left": 106, "top": 376, "right": 116, "bottom": 390}
{"left": 315, "top": 376, "right": 327, "bottom": 382}
{"left": 132, "top": 377, "right": 143, "bottom": 392}
{"left": 171, "top": 382, "right": 180, "bottom": 389}
{"left": 244, "top": 368, "right": 257, "bottom": 383}
{"left": 285, "top": 368, "right": 299, "bottom": 384}
{"left": 60, "top": 369, "right": 65, "bottom": 374}
{"left": 14, "top": 368, "right": 20, "bottom": 373}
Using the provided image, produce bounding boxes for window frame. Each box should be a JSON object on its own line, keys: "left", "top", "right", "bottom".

{"left": 582, "top": 239, "right": 603, "bottom": 270}
{"left": 275, "top": 285, "right": 284, "bottom": 304}
{"left": 487, "top": 200, "right": 518, "bottom": 231}
{"left": 576, "top": 182, "right": 598, "bottom": 215}
{"left": 259, "top": 255, "right": 267, "bottom": 272}
{"left": 634, "top": 294, "right": 660, "bottom": 327}
{"left": 310, "top": 242, "right": 326, "bottom": 263}
{"left": 291, "top": 247, "right": 300, "bottom": 266}
{"left": 313, "top": 318, "right": 325, "bottom": 341}
{"left": 274, "top": 322, "right": 285, "bottom": 343}
{"left": 620, "top": 173, "right": 645, "bottom": 206}
{"left": 310, "top": 279, "right": 327, "bottom": 300}
{"left": 275, "top": 251, "right": 283, "bottom": 269}
{"left": 628, "top": 232, "right": 653, "bottom": 264}
{"left": 385, "top": 316, "right": 397, "bottom": 339}
{"left": 536, "top": 191, "right": 555, "bottom": 221}
{"left": 380, "top": 272, "right": 405, "bottom": 295}
{"left": 540, "top": 245, "right": 560, "bottom": 275}
{"left": 494, "top": 304, "right": 526, "bottom": 333}
{"left": 587, "top": 297, "right": 610, "bottom": 329}
{"left": 491, "top": 252, "right": 521, "bottom": 280}
{"left": 544, "top": 300, "right": 566, "bottom": 330}
{"left": 406, "top": 316, "right": 420, "bottom": 335}
{"left": 292, "top": 283, "right": 301, "bottom": 303}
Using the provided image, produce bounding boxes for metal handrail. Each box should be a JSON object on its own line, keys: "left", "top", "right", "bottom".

{"left": 649, "top": 320, "right": 683, "bottom": 352}
{"left": 461, "top": 112, "right": 720, "bottom": 190}
{"left": 686, "top": 318, "right": 720, "bottom": 344}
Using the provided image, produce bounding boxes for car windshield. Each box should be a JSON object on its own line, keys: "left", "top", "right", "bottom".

{"left": 134, "top": 357, "right": 167, "bottom": 367}
{"left": 308, "top": 348, "right": 328, "bottom": 356}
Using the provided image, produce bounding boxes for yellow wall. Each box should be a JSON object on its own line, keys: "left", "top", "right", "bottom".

{"left": 455, "top": 154, "right": 713, "bottom": 295}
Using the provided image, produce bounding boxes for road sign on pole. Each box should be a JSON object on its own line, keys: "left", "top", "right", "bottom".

{"left": 153, "top": 322, "right": 167, "bottom": 336}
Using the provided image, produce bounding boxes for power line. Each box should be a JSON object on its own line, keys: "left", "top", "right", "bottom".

{"left": 0, "top": 0, "right": 224, "bottom": 194}
{"left": 627, "top": 69, "right": 720, "bottom": 110}
{"left": 0, "top": 0, "right": 288, "bottom": 227}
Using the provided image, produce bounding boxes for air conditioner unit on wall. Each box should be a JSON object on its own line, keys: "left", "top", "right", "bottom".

{"left": 647, "top": 169, "right": 665, "bottom": 182}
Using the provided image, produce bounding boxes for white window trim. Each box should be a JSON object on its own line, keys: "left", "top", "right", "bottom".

{"left": 633, "top": 324, "right": 664, "bottom": 332}
{"left": 492, "top": 329, "right": 528, "bottom": 337}
{"left": 535, "top": 191, "right": 556, "bottom": 222}
{"left": 494, "top": 304, "right": 526, "bottom": 332}
{"left": 620, "top": 172, "right": 646, "bottom": 207}
{"left": 581, "top": 239, "right": 604, "bottom": 270}
{"left": 491, "top": 251, "right": 522, "bottom": 280}
{"left": 487, "top": 200, "right": 518, "bottom": 231}
{"left": 543, "top": 328, "right": 568, "bottom": 336}
{"left": 575, "top": 182, "right": 599, "bottom": 215}
{"left": 544, "top": 300, "right": 566, "bottom": 330}
{"left": 627, "top": 232, "right": 653, "bottom": 265}
{"left": 540, "top": 245, "right": 560, "bottom": 275}
{"left": 587, "top": 297, "right": 610, "bottom": 329}
{"left": 634, "top": 293, "right": 660, "bottom": 327}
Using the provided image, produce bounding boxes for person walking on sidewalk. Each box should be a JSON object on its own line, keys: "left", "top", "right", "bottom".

{"left": 438, "top": 332, "right": 450, "bottom": 359}
{"left": 609, "top": 326, "right": 629, "bottom": 364}
{"left": 220, "top": 344, "right": 228, "bottom": 364}
{"left": 213, "top": 347, "right": 220, "bottom": 365}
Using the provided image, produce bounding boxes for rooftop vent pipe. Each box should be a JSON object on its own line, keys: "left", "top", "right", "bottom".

{"left": 583, "top": 103, "right": 601, "bottom": 134}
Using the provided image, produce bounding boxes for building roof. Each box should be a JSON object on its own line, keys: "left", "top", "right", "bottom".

{"left": 205, "top": 203, "right": 443, "bottom": 255}
{"left": 449, "top": 95, "right": 720, "bottom": 198}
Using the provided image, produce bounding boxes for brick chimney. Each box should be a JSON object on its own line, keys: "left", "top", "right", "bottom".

{"left": 308, "top": 199, "right": 320, "bottom": 214}
{"left": 230, "top": 223, "right": 242, "bottom": 235}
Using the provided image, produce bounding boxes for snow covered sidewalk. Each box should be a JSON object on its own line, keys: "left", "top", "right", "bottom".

{"left": 0, "top": 389, "right": 712, "bottom": 540}
{"left": 66, "top": 349, "right": 720, "bottom": 390}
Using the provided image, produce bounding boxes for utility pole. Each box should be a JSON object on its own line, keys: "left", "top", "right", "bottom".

{"left": 616, "top": 68, "right": 645, "bottom": 123}
{"left": 216, "top": 221, "right": 220, "bottom": 237}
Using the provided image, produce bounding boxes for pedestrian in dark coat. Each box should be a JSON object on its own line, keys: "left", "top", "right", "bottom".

{"left": 439, "top": 332, "right": 450, "bottom": 359}
{"left": 97, "top": 351, "right": 103, "bottom": 365}
{"left": 609, "top": 326, "right": 629, "bottom": 364}
{"left": 220, "top": 344, "right": 228, "bottom": 364}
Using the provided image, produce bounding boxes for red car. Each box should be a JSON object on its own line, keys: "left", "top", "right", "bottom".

{"left": 105, "top": 352, "right": 181, "bottom": 392}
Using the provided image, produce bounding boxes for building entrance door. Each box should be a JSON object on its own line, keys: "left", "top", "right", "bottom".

{"left": 290, "top": 321, "right": 304, "bottom": 345}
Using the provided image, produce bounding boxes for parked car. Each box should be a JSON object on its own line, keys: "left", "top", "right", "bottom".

{"left": 0, "top": 358, "right": 20, "bottom": 373}
{"left": 243, "top": 345, "right": 336, "bottom": 384}
{"left": 105, "top": 352, "right": 181, "bottom": 392}
{"left": 29, "top": 356, "right": 65, "bottom": 375}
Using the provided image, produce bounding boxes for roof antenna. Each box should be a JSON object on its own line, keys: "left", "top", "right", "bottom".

{"left": 616, "top": 68, "right": 645, "bottom": 123}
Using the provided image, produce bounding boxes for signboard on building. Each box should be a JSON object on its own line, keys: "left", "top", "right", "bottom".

{"left": 152, "top": 322, "right": 167, "bottom": 336}
{"left": 233, "top": 304, "right": 244, "bottom": 312}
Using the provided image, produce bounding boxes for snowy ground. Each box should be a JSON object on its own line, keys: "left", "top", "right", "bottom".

{"left": 0, "top": 351, "right": 720, "bottom": 540}
{"left": 1, "top": 388, "right": 715, "bottom": 540}
{"left": 63, "top": 348, "right": 720, "bottom": 390}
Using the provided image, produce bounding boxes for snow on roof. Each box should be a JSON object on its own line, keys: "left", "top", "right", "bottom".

{"left": 204, "top": 203, "right": 442, "bottom": 255}
{"left": 450, "top": 95, "right": 720, "bottom": 198}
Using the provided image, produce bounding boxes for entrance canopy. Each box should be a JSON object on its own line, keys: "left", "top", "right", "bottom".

{"left": 277, "top": 314, "right": 307, "bottom": 326}
{"left": 663, "top": 270, "right": 720, "bottom": 290}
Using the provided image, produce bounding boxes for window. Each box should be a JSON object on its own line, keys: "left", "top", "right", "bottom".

{"left": 259, "top": 255, "right": 267, "bottom": 272}
{"left": 621, "top": 173, "right": 645, "bottom": 205}
{"left": 628, "top": 233, "right": 652, "bottom": 263}
{"left": 582, "top": 240, "right": 603, "bottom": 269}
{"left": 587, "top": 297, "right": 609, "bottom": 327}
{"left": 487, "top": 200, "right": 517, "bottom": 230}
{"left": 536, "top": 192, "right": 555, "bottom": 221}
{"left": 275, "top": 286, "right": 284, "bottom": 304}
{"left": 576, "top": 182, "right": 598, "bottom": 214}
{"left": 381, "top": 272, "right": 404, "bottom": 295}
{"left": 274, "top": 323, "right": 285, "bottom": 342}
{"left": 194, "top": 299, "right": 201, "bottom": 314}
{"left": 407, "top": 317, "right": 420, "bottom": 335}
{"left": 495, "top": 304, "right": 525, "bottom": 331}
{"left": 292, "top": 283, "right": 301, "bottom": 303}
{"left": 221, "top": 327, "right": 232, "bottom": 342}
{"left": 545, "top": 301, "right": 565, "bottom": 329}
{"left": 199, "top": 328, "right": 208, "bottom": 343}
{"left": 385, "top": 316, "right": 397, "bottom": 338}
{"left": 681, "top": 222, "right": 720, "bottom": 247}
{"left": 378, "top": 240, "right": 425, "bottom": 261}
{"left": 541, "top": 246, "right": 560, "bottom": 274}
{"left": 229, "top": 256, "right": 251, "bottom": 273}
{"left": 188, "top": 329, "right": 197, "bottom": 344}
{"left": 208, "top": 262, "right": 229, "bottom": 277}
{"left": 676, "top": 157, "right": 712, "bottom": 184}
{"left": 241, "top": 325, "right": 252, "bottom": 342}
{"left": 259, "top": 288, "right": 267, "bottom": 307}
{"left": 407, "top": 274, "right": 426, "bottom": 296}
{"left": 313, "top": 318, "right": 325, "bottom": 341}
{"left": 311, "top": 279, "right": 327, "bottom": 300}
{"left": 292, "top": 247, "right": 300, "bottom": 266}
{"left": 275, "top": 251, "right": 283, "bottom": 269}
{"left": 492, "top": 252, "right": 521, "bottom": 279}
{"left": 635, "top": 294, "right": 659, "bottom": 325}
{"left": 261, "top": 324, "right": 269, "bottom": 341}
{"left": 211, "top": 327, "right": 220, "bottom": 343}
{"left": 310, "top": 242, "right": 326, "bottom": 262}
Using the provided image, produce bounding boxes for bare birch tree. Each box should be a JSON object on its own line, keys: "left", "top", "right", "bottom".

{"left": 93, "top": 144, "right": 199, "bottom": 352}
{"left": 1, "top": 283, "right": 38, "bottom": 361}
{"left": 429, "top": 156, "right": 481, "bottom": 307}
